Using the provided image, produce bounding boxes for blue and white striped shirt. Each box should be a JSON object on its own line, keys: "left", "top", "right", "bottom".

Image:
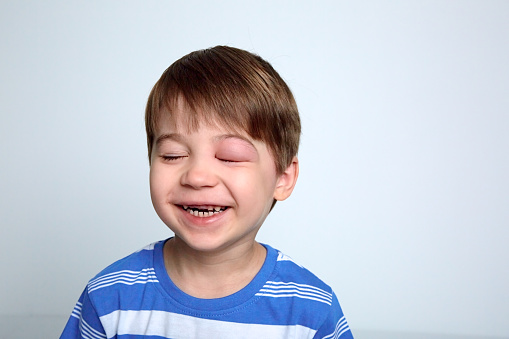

{"left": 61, "top": 240, "right": 353, "bottom": 339}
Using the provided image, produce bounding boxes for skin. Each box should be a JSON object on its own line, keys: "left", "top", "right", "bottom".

{"left": 149, "top": 104, "right": 299, "bottom": 299}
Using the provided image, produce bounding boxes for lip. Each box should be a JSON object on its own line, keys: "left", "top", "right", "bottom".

{"left": 176, "top": 200, "right": 230, "bottom": 207}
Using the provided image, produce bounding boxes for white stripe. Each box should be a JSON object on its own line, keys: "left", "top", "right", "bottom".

{"left": 326, "top": 317, "right": 345, "bottom": 339}
{"left": 331, "top": 317, "right": 345, "bottom": 339}
{"left": 336, "top": 326, "right": 350, "bottom": 339}
{"left": 322, "top": 316, "right": 350, "bottom": 339}
{"left": 88, "top": 278, "right": 159, "bottom": 293}
{"left": 100, "top": 310, "right": 317, "bottom": 339}
{"left": 256, "top": 281, "right": 333, "bottom": 305}
{"left": 89, "top": 269, "right": 157, "bottom": 287}
{"left": 256, "top": 292, "right": 332, "bottom": 305}
{"left": 261, "top": 281, "right": 333, "bottom": 300}
{"left": 337, "top": 327, "right": 350, "bottom": 338}
{"left": 277, "top": 252, "right": 303, "bottom": 267}
{"left": 258, "top": 287, "right": 331, "bottom": 301}
{"left": 79, "top": 317, "right": 106, "bottom": 339}
{"left": 135, "top": 241, "right": 158, "bottom": 252}
{"left": 71, "top": 301, "right": 83, "bottom": 318}
{"left": 88, "top": 269, "right": 158, "bottom": 293}
{"left": 78, "top": 323, "right": 94, "bottom": 339}
{"left": 258, "top": 287, "right": 332, "bottom": 303}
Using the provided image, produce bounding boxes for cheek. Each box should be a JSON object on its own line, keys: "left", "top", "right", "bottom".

{"left": 149, "top": 177, "right": 162, "bottom": 207}
{"left": 229, "top": 167, "right": 278, "bottom": 201}
{"left": 149, "top": 166, "right": 169, "bottom": 199}
{"left": 149, "top": 168, "right": 158, "bottom": 191}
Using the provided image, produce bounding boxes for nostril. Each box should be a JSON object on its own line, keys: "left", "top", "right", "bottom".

{"left": 180, "top": 164, "right": 218, "bottom": 188}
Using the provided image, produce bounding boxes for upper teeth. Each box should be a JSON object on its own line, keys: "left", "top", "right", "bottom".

{"left": 182, "top": 205, "right": 226, "bottom": 217}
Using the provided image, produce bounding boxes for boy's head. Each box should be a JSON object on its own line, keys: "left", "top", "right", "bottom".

{"left": 145, "top": 45, "right": 301, "bottom": 175}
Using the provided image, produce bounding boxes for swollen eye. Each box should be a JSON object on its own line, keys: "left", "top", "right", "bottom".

{"left": 217, "top": 157, "right": 237, "bottom": 163}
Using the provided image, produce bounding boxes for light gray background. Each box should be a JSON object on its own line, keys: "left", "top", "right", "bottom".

{"left": 1, "top": 1, "right": 508, "bottom": 338}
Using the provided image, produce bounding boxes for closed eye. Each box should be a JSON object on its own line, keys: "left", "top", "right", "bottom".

{"left": 161, "top": 155, "right": 186, "bottom": 162}
{"left": 218, "top": 158, "right": 235, "bottom": 163}
{"left": 217, "top": 157, "right": 244, "bottom": 163}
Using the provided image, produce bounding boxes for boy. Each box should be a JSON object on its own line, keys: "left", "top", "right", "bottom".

{"left": 61, "top": 46, "right": 354, "bottom": 338}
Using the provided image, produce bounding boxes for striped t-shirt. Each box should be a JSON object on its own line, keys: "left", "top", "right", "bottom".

{"left": 61, "top": 240, "right": 353, "bottom": 338}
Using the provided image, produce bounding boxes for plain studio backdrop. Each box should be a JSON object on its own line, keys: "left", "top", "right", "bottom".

{"left": 1, "top": 1, "right": 508, "bottom": 338}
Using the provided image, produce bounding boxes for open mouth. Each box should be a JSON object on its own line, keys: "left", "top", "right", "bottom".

{"left": 180, "top": 205, "right": 228, "bottom": 217}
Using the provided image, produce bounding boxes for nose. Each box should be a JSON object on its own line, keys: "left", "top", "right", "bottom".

{"left": 180, "top": 157, "right": 218, "bottom": 189}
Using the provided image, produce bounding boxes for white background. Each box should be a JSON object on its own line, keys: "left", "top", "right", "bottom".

{"left": 1, "top": 1, "right": 508, "bottom": 338}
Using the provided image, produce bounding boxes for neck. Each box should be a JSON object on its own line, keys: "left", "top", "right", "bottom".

{"left": 163, "top": 237, "right": 266, "bottom": 299}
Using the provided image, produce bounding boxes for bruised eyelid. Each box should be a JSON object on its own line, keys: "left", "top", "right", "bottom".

{"left": 216, "top": 137, "right": 259, "bottom": 161}
{"left": 216, "top": 135, "right": 257, "bottom": 149}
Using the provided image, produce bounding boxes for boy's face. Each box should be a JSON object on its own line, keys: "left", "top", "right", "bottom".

{"left": 149, "top": 104, "right": 296, "bottom": 254}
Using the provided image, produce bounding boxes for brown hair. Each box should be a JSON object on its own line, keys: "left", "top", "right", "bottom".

{"left": 145, "top": 45, "right": 301, "bottom": 175}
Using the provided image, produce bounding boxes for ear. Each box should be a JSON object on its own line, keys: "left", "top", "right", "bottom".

{"left": 273, "top": 156, "right": 299, "bottom": 201}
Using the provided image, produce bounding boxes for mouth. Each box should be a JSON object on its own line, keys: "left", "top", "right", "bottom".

{"left": 180, "top": 205, "right": 229, "bottom": 218}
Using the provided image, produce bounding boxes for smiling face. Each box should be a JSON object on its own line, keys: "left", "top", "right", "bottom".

{"left": 149, "top": 104, "right": 298, "bottom": 254}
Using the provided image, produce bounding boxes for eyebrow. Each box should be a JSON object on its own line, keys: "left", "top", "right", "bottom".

{"left": 213, "top": 134, "right": 257, "bottom": 149}
{"left": 154, "top": 132, "right": 258, "bottom": 151}
{"left": 154, "top": 133, "right": 184, "bottom": 147}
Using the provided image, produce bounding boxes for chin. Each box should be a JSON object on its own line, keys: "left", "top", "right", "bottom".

{"left": 176, "top": 232, "right": 253, "bottom": 254}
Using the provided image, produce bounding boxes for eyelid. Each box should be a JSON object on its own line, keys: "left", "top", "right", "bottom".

{"left": 160, "top": 153, "right": 187, "bottom": 162}
{"left": 216, "top": 139, "right": 258, "bottom": 161}
{"left": 217, "top": 135, "right": 257, "bottom": 150}
{"left": 216, "top": 157, "right": 239, "bottom": 163}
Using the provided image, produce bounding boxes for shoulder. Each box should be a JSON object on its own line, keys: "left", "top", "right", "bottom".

{"left": 261, "top": 244, "right": 354, "bottom": 338}
{"left": 86, "top": 240, "right": 163, "bottom": 295}
{"left": 267, "top": 245, "right": 333, "bottom": 295}
{"left": 62, "top": 241, "right": 167, "bottom": 338}
{"left": 259, "top": 245, "right": 334, "bottom": 317}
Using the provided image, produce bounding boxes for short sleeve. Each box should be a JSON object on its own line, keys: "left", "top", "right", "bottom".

{"left": 60, "top": 287, "right": 107, "bottom": 339}
{"left": 313, "top": 292, "right": 354, "bottom": 339}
